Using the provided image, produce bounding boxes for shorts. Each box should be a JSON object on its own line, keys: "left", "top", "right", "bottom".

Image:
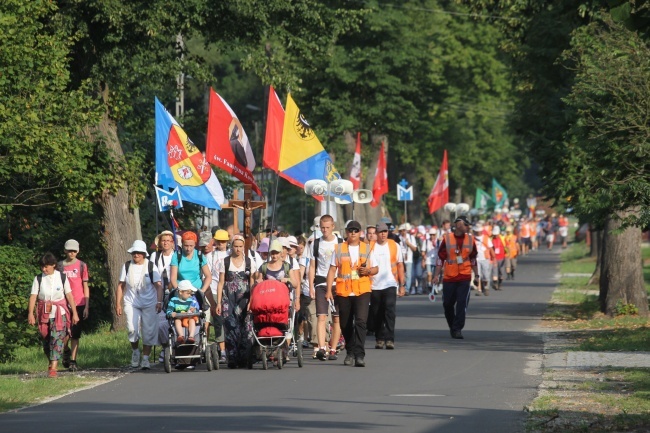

{"left": 546, "top": 234, "right": 555, "bottom": 243}
{"left": 426, "top": 264, "right": 435, "bottom": 275}
{"left": 124, "top": 302, "right": 158, "bottom": 346}
{"left": 70, "top": 305, "right": 86, "bottom": 340}
{"left": 315, "top": 285, "right": 338, "bottom": 317}
{"left": 505, "top": 258, "right": 517, "bottom": 270}
{"left": 520, "top": 237, "right": 532, "bottom": 248}
{"left": 477, "top": 260, "right": 492, "bottom": 281}
{"left": 181, "top": 317, "right": 199, "bottom": 327}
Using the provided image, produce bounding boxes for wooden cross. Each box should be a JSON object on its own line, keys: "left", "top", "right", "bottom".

{"left": 227, "top": 184, "right": 266, "bottom": 253}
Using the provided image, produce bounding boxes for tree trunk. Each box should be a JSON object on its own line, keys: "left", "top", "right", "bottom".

{"left": 588, "top": 229, "right": 602, "bottom": 286}
{"left": 599, "top": 210, "right": 648, "bottom": 317}
{"left": 95, "top": 104, "right": 142, "bottom": 330}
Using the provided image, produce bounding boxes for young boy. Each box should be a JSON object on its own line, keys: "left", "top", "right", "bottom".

{"left": 59, "top": 239, "right": 90, "bottom": 371}
{"left": 166, "top": 280, "right": 200, "bottom": 344}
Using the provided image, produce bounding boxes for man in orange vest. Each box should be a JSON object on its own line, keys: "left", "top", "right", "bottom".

{"left": 326, "top": 220, "right": 378, "bottom": 367}
{"left": 504, "top": 226, "right": 520, "bottom": 280}
{"left": 433, "top": 215, "right": 478, "bottom": 339}
{"left": 368, "top": 222, "right": 405, "bottom": 350}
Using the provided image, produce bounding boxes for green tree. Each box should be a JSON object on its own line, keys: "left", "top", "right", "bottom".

{"left": 561, "top": 15, "right": 649, "bottom": 316}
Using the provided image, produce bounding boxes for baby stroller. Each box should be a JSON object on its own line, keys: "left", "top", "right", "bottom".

{"left": 249, "top": 279, "right": 303, "bottom": 370}
{"left": 162, "top": 288, "right": 217, "bottom": 373}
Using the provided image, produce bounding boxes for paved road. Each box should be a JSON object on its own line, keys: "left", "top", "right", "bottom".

{"left": 2, "top": 248, "right": 559, "bottom": 433}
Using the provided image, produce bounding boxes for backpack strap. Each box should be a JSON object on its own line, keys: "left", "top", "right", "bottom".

{"left": 148, "top": 260, "right": 155, "bottom": 285}
{"left": 36, "top": 272, "right": 66, "bottom": 292}
{"left": 313, "top": 238, "right": 320, "bottom": 271}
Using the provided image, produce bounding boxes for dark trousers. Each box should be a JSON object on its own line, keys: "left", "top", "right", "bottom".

{"left": 336, "top": 292, "right": 371, "bottom": 358}
{"left": 442, "top": 280, "right": 471, "bottom": 332}
{"left": 369, "top": 288, "right": 397, "bottom": 342}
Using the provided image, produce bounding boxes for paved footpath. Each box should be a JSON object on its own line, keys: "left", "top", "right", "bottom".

{"left": 2, "top": 249, "right": 561, "bottom": 433}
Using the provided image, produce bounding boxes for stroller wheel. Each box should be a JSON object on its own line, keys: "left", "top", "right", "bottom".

{"left": 163, "top": 345, "right": 172, "bottom": 373}
{"left": 262, "top": 349, "right": 268, "bottom": 370}
{"left": 276, "top": 349, "right": 283, "bottom": 370}
{"left": 211, "top": 344, "right": 220, "bottom": 371}
{"left": 205, "top": 343, "right": 213, "bottom": 372}
{"left": 297, "top": 343, "right": 304, "bottom": 368}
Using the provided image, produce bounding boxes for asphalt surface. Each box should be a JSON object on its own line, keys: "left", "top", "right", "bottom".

{"left": 2, "top": 248, "right": 560, "bottom": 433}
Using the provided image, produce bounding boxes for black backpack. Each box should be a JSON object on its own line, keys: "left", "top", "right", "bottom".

{"left": 176, "top": 250, "right": 204, "bottom": 275}
{"left": 223, "top": 256, "right": 252, "bottom": 281}
{"left": 313, "top": 237, "right": 344, "bottom": 270}
{"left": 124, "top": 260, "right": 155, "bottom": 285}
{"left": 36, "top": 272, "right": 67, "bottom": 291}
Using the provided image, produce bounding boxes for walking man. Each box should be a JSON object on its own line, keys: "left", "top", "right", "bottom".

{"left": 369, "top": 222, "right": 405, "bottom": 350}
{"left": 433, "top": 216, "right": 478, "bottom": 339}
{"left": 326, "top": 221, "right": 378, "bottom": 366}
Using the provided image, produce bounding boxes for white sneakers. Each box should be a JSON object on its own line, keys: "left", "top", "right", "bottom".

{"left": 131, "top": 349, "right": 141, "bottom": 368}
{"left": 141, "top": 356, "right": 151, "bottom": 370}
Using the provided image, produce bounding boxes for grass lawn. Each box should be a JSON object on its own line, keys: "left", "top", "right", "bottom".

{"left": 0, "top": 325, "right": 133, "bottom": 412}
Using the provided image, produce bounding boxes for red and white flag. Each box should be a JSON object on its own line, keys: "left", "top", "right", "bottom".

{"left": 428, "top": 150, "right": 449, "bottom": 214}
{"left": 371, "top": 142, "right": 388, "bottom": 207}
{"left": 349, "top": 132, "right": 362, "bottom": 189}
{"left": 205, "top": 88, "right": 262, "bottom": 195}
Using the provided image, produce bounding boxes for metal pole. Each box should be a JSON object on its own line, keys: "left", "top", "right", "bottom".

{"left": 404, "top": 201, "right": 408, "bottom": 223}
{"left": 267, "top": 172, "right": 281, "bottom": 263}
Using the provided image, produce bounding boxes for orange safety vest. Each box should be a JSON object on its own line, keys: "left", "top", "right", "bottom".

{"left": 443, "top": 233, "right": 474, "bottom": 280}
{"left": 334, "top": 242, "right": 372, "bottom": 297}
{"left": 505, "top": 234, "right": 518, "bottom": 258}
{"left": 369, "top": 239, "right": 399, "bottom": 282}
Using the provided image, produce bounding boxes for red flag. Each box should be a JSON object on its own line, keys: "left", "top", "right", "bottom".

{"left": 263, "top": 86, "right": 285, "bottom": 172}
{"left": 205, "top": 88, "right": 262, "bottom": 195}
{"left": 428, "top": 150, "right": 449, "bottom": 214}
{"left": 370, "top": 142, "right": 388, "bottom": 207}
{"left": 349, "top": 132, "right": 362, "bottom": 189}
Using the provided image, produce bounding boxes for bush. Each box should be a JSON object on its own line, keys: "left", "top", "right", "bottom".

{"left": 615, "top": 300, "right": 639, "bottom": 317}
{"left": 0, "top": 246, "right": 40, "bottom": 362}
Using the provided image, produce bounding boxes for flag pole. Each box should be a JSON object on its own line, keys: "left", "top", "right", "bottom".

{"left": 266, "top": 171, "right": 281, "bottom": 263}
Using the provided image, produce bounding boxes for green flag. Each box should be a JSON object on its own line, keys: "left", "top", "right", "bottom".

{"left": 492, "top": 178, "right": 508, "bottom": 207}
{"left": 475, "top": 188, "right": 494, "bottom": 210}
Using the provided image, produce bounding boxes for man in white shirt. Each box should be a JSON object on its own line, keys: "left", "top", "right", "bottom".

{"left": 473, "top": 224, "right": 495, "bottom": 296}
{"left": 369, "top": 222, "right": 405, "bottom": 350}
{"left": 307, "top": 214, "right": 342, "bottom": 361}
{"left": 421, "top": 228, "right": 440, "bottom": 293}
{"left": 399, "top": 223, "right": 418, "bottom": 295}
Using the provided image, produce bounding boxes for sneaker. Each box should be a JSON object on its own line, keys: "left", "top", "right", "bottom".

{"left": 343, "top": 354, "right": 354, "bottom": 366}
{"left": 316, "top": 348, "right": 327, "bottom": 361}
{"left": 327, "top": 350, "right": 338, "bottom": 361}
{"left": 68, "top": 361, "right": 78, "bottom": 372}
{"left": 302, "top": 340, "right": 310, "bottom": 348}
{"left": 375, "top": 340, "right": 385, "bottom": 349}
{"left": 176, "top": 336, "right": 185, "bottom": 344}
{"left": 337, "top": 336, "right": 346, "bottom": 351}
{"left": 483, "top": 289, "right": 489, "bottom": 296}
{"left": 475, "top": 290, "right": 482, "bottom": 296}
{"left": 186, "top": 337, "right": 195, "bottom": 344}
{"left": 62, "top": 347, "right": 71, "bottom": 369}
{"left": 141, "top": 357, "right": 151, "bottom": 370}
{"left": 451, "top": 330, "right": 464, "bottom": 339}
{"left": 385, "top": 341, "right": 395, "bottom": 350}
{"left": 354, "top": 357, "right": 366, "bottom": 367}
{"left": 219, "top": 354, "right": 227, "bottom": 364}
{"left": 186, "top": 365, "right": 195, "bottom": 370}
{"left": 131, "top": 349, "right": 141, "bottom": 368}
{"left": 48, "top": 368, "right": 57, "bottom": 378}
{"left": 158, "top": 350, "right": 165, "bottom": 363}
{"left": 409, "top": 290, "right": 416, "bottom": 295}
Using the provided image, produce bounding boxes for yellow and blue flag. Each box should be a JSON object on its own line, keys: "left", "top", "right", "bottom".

{"left": 155, "top": 97, "right": 225, "bottom": 209}
{"left": 266, "top": 93, "right": 341, "bottom": 189}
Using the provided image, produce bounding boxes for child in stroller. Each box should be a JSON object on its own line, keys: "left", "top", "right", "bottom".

{"left": 166, "top": 280, "right": 199, "bottom": 344}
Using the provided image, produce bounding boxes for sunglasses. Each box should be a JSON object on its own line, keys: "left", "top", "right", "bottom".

{"left": 346, "top": 228, "right": 360, "bottom": 233}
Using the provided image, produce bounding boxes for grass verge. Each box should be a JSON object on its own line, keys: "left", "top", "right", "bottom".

{"left": 527, "top": 240, "right": 650, "bottom": 432}
{"left": 0, "top": 324, "right": 132, "bottom": 412}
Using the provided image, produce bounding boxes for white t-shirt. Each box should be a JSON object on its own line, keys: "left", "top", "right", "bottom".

{"left": 150, "top": 251, "right": 174, "bottom": 285}
{"left": 285, "top": 255, "right": 300, "bottom": 271}
{"left": 400, "top": 234, "right": 417, "bottom": 263}
{"left": 329, "top": 244, "right": 376, "bottom": 296}
{"left": 31, "top": 271, "right": 72, "bottom": 318}
{"left": 371, "top": 241, "right": 403, "bottom": 290}
{"left": 475, "top": 235, "right": 493, "bottom": 262}
{"left": 558, "top": 226, "right": 568, "bottom": 237}
{"left": 298, "top": 255, "right": 310, "bottom": 296}
{"left": 307, "top": 237, "right": 338, "bottom": 277}
{"left": 421, "top": 239, "right": 439, "bottom": 265}
{"left": 216, "top": 255, "right": 259, "bottom": 275}
{"left": 119, "top": 260, "right": 162, "bottom": 308}
{"left": 210, "top": 250, "right": 230, "bottom": 294}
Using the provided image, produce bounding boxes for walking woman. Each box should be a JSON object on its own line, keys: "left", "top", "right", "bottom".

{"left": 216, "top": 235, "right": 258, "bottom": 368}
{"left": 28, "top": 253, "right": 80, "bottom": 377}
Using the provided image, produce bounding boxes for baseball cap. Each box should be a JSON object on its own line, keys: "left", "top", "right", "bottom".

{"left": 278, "top": 237, "right": 291, "bottom": 249}
{"left": 376, "top": 222, "right": 389, "bottom": 232}
{"left": 178, "top": 280, "right": 196, "bottom": 292}
{"left": 454, "top": 215, "right": 470, "bottom": 226}
{"left": 64, "top": 239, "right": 79, "bottom": 252}
{"left": 345, "top": 220, "right": 362, "bottom": 231}
{"left": 198, "top": 231, "right": 212, "bottom": 247}
{"left": 287, "top": 236, "right": 299, "bottom": 247}
{"left": 428, "top": 228, "right": 438, "bottom": 235}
